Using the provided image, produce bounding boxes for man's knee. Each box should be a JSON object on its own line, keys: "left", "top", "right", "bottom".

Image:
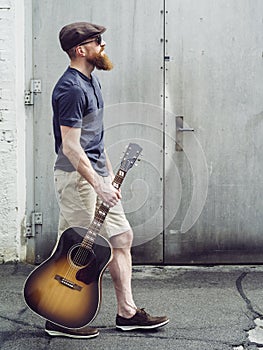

{"left": 110, "top": 229, "right": 133, "bottom": 249}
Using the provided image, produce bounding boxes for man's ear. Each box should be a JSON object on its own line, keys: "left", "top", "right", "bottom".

{"left": 75, "top": 45, "right": 86, "bottom": 57}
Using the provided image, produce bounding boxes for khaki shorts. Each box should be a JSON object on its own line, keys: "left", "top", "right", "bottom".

{"left": 54, "top": 169, "right": 131, "bottom": 239}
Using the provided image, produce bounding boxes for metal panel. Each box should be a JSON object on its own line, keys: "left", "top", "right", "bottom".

{"left": 30, "top": 0, "right": 164, "bottom": 263}
{"left": 164, "top": 0, "right": 263, "bottom": 263}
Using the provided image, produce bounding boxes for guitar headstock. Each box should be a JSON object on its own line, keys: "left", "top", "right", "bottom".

{"left": 120, "top": 143, "right": 143, "bottom": 173}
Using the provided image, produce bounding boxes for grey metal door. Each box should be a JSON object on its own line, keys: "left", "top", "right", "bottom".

{"left": 27, "top": 0, "right": 263, "bottom": 265}
{"left": 164, "top": 0, "right": 263, "bottom": 263}
{"left": 27, "top": 0, "right": 165, "bottom": 263}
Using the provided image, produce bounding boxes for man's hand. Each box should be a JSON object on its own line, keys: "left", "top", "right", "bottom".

{"left": 94, "top": 180, "right": 122, "bottom": 208}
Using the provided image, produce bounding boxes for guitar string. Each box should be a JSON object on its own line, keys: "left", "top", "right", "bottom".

{"left": 63, "top": 172, "right": 125, "bottom": 280}
{"left": 63, "top": 176, "right": 123, "bottom": 281}
{"left": 59, "top": 152, "right": 140, "bottom": 285}
{"left": 63, "top": 204, "right": 110, "bottom": 281}
{"left": 64, "top": 166, "right": 132, "bottom": 281}
{"left": 70, "top": 195, "right": 111, "bottom": 268}
{"left": 62, "top": 211, "right": 106, "bottom": 282}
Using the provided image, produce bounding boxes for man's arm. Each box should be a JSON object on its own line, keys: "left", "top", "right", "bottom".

{"left": 61, "top": 125, "right": 121, "bottom": 207}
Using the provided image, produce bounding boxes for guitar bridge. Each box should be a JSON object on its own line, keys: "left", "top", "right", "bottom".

{"left": 55, "top": 274, "right": 82, "bottom": 291}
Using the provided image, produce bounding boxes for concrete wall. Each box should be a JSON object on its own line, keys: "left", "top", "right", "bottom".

{"left": 0, "top": 0, "right": 26, "bottom": 262}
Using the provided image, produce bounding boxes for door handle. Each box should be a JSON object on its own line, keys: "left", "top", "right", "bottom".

{"left": 176, "top": 116, "right": 194, "bottom": 151}
{"left": 178, "top": 127, "right": 194, "bottom": 132}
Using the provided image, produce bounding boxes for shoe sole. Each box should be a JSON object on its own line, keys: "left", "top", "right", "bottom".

{"left": 116, "top": 319, "right": 169, "bottom": 331}
{"left": 45, "top": 329, "right": 99, "bottom": 339}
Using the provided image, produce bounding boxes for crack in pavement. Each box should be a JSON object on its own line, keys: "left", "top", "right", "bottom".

{"left": 235, "top": 272, "right": 263, "bottom": 349}
{"left": 236, "top": 272, "right": 262, "bottom": 319}
{"left": 0, "top": 313, "right": 43, "bottom": 330}
{"left": 0, "top": 313, "right": 47, "bottom": 349}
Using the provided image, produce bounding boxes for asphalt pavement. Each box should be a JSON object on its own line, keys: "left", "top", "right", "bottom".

{"left": 1, "top": 263, "right": 263, "bottom": 350}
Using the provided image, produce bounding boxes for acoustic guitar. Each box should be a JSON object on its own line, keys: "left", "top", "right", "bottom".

{"left": 23, "top": 143, "right": 142, "bottom": 329}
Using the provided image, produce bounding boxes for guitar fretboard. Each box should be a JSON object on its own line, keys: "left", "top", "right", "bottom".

{"left": 81, "top": 169, "right": 127, "bottom": 249}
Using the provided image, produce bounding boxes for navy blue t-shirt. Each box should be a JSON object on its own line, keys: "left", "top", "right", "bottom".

{"left": 52, "top": 67, "right": 108, "bottom": 176}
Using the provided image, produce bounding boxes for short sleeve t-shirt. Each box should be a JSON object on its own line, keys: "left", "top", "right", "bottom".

{"left": 52, "top": 67, "right": 108, "bottom": 176}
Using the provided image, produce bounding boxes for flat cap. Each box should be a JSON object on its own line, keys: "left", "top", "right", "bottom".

{"left": 59, "top": 21, "right": 106, "bottom": 51}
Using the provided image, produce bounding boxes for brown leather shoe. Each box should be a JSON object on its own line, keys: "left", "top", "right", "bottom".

{"left": 45, "top": 320, "right": 99, "bottom": 338}
{"left": 116, "top": 308, "right": 169, "bottom": 331}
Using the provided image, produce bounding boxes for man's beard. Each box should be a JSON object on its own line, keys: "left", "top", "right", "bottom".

{"left": 87, "top": 50, "right": 113, "bottom": 71}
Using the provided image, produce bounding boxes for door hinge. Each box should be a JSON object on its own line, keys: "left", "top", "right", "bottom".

{"left": 24, "top": 79, "right": 42, "bottom": 105}
{"left": 26, "top": 212, "right": 43, "bottom": 238}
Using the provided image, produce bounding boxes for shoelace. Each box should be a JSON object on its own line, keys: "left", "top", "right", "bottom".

{"left": 138, "top": 308, "right": 148, "bottom": 316}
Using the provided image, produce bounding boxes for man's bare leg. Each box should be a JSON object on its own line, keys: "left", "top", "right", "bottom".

{"left": 108, "top": 230, "right": 137, "bottom": 318}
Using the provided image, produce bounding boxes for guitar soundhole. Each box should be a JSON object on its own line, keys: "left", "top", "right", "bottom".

{"left": 68, "top": 244, "right": 95, "bottom": 268}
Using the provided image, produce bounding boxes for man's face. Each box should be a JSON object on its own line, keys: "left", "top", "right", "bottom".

{"left": 82, "top": 36, "right": 113, "bottom": 71}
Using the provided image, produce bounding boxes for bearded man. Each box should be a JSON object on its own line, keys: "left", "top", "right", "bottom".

{"left": 47, "top": 22, "right": 169, "bottom": 339}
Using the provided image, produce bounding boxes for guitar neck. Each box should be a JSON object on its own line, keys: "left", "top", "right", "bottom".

{"left": 81, "top": 168, "right": 127, "bottom": 248}
{"left": 81, "top": 142, "right": 142, "bottom": 249}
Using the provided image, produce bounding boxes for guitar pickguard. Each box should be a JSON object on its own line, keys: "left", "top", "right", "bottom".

{"left": 76, "top": 258, "right": 99, "bottom": 285}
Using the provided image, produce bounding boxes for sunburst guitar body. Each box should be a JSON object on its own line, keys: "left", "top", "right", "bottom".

{"left": 24, "top": 227, "right": 111, "bottom": 328}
